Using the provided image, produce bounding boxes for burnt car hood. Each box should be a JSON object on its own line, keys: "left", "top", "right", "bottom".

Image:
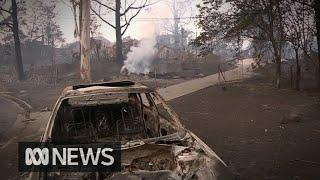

{"left": 111, "top": 137, "right": 233, "bottom": 180}
{"left": 43, "top": 134, "right": 232, "bottom": 180}
{"left": 108, "top": 170, "right": 180, "bottom": 180}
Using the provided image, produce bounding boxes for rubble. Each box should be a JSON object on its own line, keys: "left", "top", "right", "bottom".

{"left": 280, "top": 112, "right": 302, "bottom": 124}
{"left": 40, "top": 107, "right": 51, "bottom": 112}
{"left": 261, "top": 104, "right": 274, "bottom": 111}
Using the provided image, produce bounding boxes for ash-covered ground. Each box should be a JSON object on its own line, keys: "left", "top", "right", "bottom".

{"left": 0, "top": 63, "right": 319, "bottom": 180}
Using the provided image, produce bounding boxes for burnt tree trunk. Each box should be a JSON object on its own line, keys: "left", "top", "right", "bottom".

{"left": 273, "top": 43, "right": 281, "bottom": 88}
{"left": 295, "top": 48, "right": 301, "bottom": 90}
{"left": 80, "top": 0, "right": 91, "bottom": 82}
{"left": 270, "top": 2, "right": 283, "bottom": 89}
{"left": 11, "top": 0, "right": 24, "bottom": 81}
{"left": 275, "top": 56, "right": 281, "bottom": 89}
{"left": 96, "top": 43, "right": 101, "bottom": 61}
{"left": 315, "top": 0, "right": 320, "bottom": 88}
{"left": 115, "top": 0, "right": 123, "bottom": 64}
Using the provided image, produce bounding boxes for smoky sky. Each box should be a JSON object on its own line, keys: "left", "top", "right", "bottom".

{"left": 1, "top": 0, "right": 252, "bottom": 48}
{"left": 55, "top": 0, "right": 199, "bottom": 43}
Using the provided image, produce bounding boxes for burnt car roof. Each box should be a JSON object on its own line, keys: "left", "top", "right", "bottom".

{"left": 72, "top": 81, "right": 135, "bottom": 90}
{"left": 61, "top": 81, "right": 154, "bottom": 97}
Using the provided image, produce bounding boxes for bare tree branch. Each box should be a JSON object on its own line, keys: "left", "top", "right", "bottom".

{"left": 121, "top": 10, "right": 128, "bottom": 28}
{"left": 121, "top": 0, "right": 138, "bottom": 16}
{"left": 0, "top": 21, "right": 12, "bottom": 28}
{"left": 90, "top": 6, "right": 116, "bottom": 29}
{"left": 121, "top": 4, "right": 145, "bottom": 35}
{"left": 121, "top": 0, "right": 161, "bottom": 16}
{"left": 0, "top": 7, "right": 12, "bottom": 14}
{"left": 90, "top": 0, "right": 158, "bottom": 63}
{"left": 92, "top": 0, "right": 115, "bottom": 12}
{"left": 292, "top": 0, "right": 313, "bottom": 7}
{"left": 0, "top": 12, "right": 12, "bottom": 29}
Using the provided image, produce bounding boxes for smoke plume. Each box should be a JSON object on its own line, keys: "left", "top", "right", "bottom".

{"left": 121, "top": 37, "right": 157, "bottom": 74}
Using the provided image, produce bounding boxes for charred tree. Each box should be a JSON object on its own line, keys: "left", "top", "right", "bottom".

{"left": 295, "top": 48, "right": 301, "bottom": 90}
{"left": 273, "top": 43, "right": 282, "bottom": 89}
{"left": 283, "top": 0, "right": 308, "bottom": 90}
{"left": 115, "top": 0, "right": 123, "bottom": 64}
{"left": 80, "top": 0, "right": 91, "bottom": 82}
{"left": 292, "top": 0, "right": 320, "bottom": 88}
{"left": 11, "top": 0, "right": 24, "bottom": 80}
{"left": 0, "top": 0, "right": 25, "bottom": 80}
{"left": 91, "top": 0, "right": 156, "bottom": 64}
{"left": 93, "top": 40, "right": 102, "bottom": 61}
{"left": 70, "top": 0, "right": 90, "bottom": 81}
{"left": 194, "top": 0, "right": 286, "bottom": 88}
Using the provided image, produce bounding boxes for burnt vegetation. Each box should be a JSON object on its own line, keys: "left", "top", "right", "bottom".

{"left": 192, "top": 0, "right": 320, "bottom": 90}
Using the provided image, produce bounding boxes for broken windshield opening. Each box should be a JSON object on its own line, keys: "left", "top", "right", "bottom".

{"left": 51, "top": 92, "right": 180, "bottom": 144}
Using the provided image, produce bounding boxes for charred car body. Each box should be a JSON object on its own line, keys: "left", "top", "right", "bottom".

{"left": 30, "top": 81, "right": 232, "bottom": 180}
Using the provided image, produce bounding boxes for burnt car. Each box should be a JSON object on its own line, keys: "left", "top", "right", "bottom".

{"left": 30, "top": 81, "right": 232, "bottom": 180}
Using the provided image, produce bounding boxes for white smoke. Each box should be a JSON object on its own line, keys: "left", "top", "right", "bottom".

{"left": 121, "top": 37, "right": 157, "bottom": 74}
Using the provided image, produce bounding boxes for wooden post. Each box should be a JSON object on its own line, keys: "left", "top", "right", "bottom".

{"left": 80, "top": 0, "right": 91, "bottom": 82}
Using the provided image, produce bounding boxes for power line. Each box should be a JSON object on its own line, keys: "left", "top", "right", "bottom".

{"left": 55, "top": 14, "right": 202, "bottom": 21}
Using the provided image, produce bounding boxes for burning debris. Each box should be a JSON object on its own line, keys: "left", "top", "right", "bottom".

{"left": 121, "top": 37, "right": 157, "bottom": 75}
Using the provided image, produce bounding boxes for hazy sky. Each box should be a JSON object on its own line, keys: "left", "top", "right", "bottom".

{"left": 56, "top": 0, "right": 199, "bottom": 43}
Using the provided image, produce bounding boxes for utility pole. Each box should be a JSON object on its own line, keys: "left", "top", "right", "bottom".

{"left": 80, "top": 0, "right": 91, "bottom": 82}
